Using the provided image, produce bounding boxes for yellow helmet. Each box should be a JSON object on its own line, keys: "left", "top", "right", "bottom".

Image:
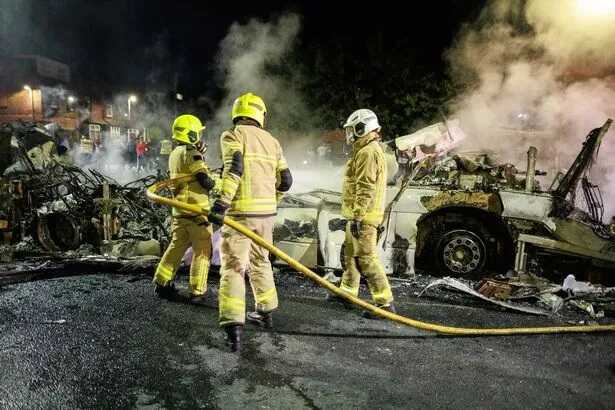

{"left": 231, "top": 92, "right": 267, "bottom": 127}
{"left": 171, "top": 114, "right": 205, "bottom": 145}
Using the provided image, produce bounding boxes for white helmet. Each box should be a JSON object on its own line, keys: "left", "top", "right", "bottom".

{"left": 343, "top": 109, "right": 381, "bottom": 144}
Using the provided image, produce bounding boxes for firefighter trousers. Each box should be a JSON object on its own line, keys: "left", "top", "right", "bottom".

{"left": 218, "top": 216, "right": 278, "bottom": 326}
{"left": 153, "top": 216, "right": 212, "bottom": 296}
{"left": 340, "top": 221, "right": 394, "bottom": 305}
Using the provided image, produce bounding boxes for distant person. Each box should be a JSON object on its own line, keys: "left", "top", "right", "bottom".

{"left": 136, "top": 138, "right": 148, "bottom": 172}
{"left": 126, "top": 136, "right": 136, "bottom": 169}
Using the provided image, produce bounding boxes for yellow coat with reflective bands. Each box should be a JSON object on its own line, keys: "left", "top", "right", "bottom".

{"left": 168, "top": 144, "right": 213, "bottom": 217}
{"left": 341, "top": 133, "right": 387, "bottom": 226}
{"left": 218, "top": 125, "right": 288, "bottom": 216}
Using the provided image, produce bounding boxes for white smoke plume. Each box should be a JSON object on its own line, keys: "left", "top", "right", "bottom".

{"left": 447, "top": 0, "right": 615, "bottom": 219}
{"left": 67, "top": 91, "right": 176, "bottom": 184}
{"left": 205, "top": 12, "right": 332, "bottom": 186}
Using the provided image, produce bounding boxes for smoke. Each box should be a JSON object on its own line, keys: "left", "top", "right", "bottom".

{"left": 206, "top": 12, "right": 328, "bottom": 177}
{"left": 446, "top": 0, "right": 615, "bottom": 218}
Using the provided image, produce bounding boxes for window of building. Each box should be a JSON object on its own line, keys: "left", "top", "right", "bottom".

{"left": 105, "top": 104, "right": 113, "bottom": 118}
{"left": 109, "top": 126, "right": 121, "bottom": 140}
{"left": 89, "top": 124, "right": 102, "bottom": 144}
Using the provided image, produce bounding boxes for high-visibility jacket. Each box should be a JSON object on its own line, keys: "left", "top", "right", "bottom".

{"left": 341, "top": 133, "right": 388, "bottom": 226}
{"left": 168, "top": 144, "right": 214, "bottom": 217}
{"left": 218, "top": 124, "right": 288, "bottom": 216}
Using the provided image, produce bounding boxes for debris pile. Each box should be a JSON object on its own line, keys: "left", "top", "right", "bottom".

{"left": 419, "top": 273, "right": 615, "bottom": 321}
{"left": 0, "top": 121, "right": 170, "bottom": 269}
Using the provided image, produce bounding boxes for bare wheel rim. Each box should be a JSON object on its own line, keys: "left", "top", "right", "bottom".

{"left": 441, "top": 229, "right": 486, "bottom": 274}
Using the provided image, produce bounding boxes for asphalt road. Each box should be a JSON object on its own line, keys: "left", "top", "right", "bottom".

{"left": 1, "top": 271, "right": 614, "bottom": 409}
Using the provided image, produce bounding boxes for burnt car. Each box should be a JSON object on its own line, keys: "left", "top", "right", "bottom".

{"left": 273, "top": 120, "right": 615, "bottom": 281}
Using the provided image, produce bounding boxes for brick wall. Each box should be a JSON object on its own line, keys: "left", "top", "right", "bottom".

{"left": 0, "top": 89, "right": 41, "bottom": 121}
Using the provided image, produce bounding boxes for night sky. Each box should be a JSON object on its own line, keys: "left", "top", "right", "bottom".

{"left": 13, "top": 0, "right": 486, "bottom": 98}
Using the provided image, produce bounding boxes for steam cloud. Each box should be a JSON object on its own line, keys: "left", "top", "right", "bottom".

{"left": 206, "top": 12, "right": 336, "bottom": 192}
{"left": 446, "top": 0, "right": 615, "bottom": 219}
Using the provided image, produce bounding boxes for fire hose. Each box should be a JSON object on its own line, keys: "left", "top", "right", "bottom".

{"left": 147, "top": 176, "right": 615, "bottom": 336}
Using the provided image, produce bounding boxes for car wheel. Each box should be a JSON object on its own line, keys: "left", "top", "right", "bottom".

{"left": 436, "top": 228, "right": 487, "bottom": 277}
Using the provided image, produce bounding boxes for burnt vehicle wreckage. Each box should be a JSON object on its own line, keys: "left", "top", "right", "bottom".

{"left": 0, "top": 121, "right": 169, "bottom": 282}
{"left": 273, "top": 119, "right": 615, "bottom": 285}
{"left": 1, "top": 118, "right": 615, "bottom": 316}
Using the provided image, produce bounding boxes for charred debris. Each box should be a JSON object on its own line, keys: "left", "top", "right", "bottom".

{"left": 0, "top": 121, "right": 169, "bottom": 282}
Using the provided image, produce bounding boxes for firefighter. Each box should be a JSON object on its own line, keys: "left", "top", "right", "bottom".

{"left": 153, "top": 114, "right": 217, "bottom": 303}
{"left": 208, "top": 92, "right": 292, "bottom": 352}
{"left": 331, "top": 109, "right": 395, "bottom": 317}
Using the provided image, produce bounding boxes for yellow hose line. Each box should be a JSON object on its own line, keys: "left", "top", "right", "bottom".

{"left": 147, "top": 177, "right": 615, "bottom": 336}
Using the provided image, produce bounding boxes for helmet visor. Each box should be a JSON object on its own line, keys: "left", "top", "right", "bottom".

{"left": 187, "top": 129, "right": 203, "bottom": 144}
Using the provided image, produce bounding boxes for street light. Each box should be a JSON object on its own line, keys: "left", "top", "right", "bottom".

{"left": 67, "top": 95, "right": 75, "bottom": 104}
{"left": 128, "top": 95, "right": 137, "bottom": 121}
{"left": 23, "top": 85, "right": 34, "bottom": 121}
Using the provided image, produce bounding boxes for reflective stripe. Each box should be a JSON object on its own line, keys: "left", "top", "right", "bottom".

{"left": 189, "top": 161, "right": 206, "bottom": 174}
{"left": 190, "top": 257, "right": 208, "bottom": 295}
{"left": 155, "top": 263, "right": 174, "bottom": 283}
{"left": 229, "top": 197, "right": 277, "bottom": 213}
{"left": 221, "top": 177, "right": 240, "bottom": 196}
{"left": 223, "top": 141, "right": 243, "bottom": 152}
{"left": 340, "top": 282, "right": 359, "bottom": 296}
{"left": 245, "top": 153, "right": 277, "bottom": 164}
{"left": 219, "top": 293, "right": 246, "bottom": 315}
{"left": 255, "top": 287, "right": 276, "bottom": 306}
{"left": 372, "top": 287, "right": 393, "bottom": 304}
{"left": 245, "top": 152, "right": 277, "bottom": 160}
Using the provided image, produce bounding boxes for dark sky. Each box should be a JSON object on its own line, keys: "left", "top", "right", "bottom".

{"left": 10, "top": 0, "right": 486, "bottom": 97}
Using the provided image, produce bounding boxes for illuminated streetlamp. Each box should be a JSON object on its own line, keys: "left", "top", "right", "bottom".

{"left": 128, "top": 95, "right": 137, "bottom": 121}
{"left": 23, "top": 85, "right": 34, "bottom": 121}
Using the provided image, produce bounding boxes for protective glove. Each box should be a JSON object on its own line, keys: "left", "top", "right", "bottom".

{"left": 195, "top": 140, "right": 208, "bottom": 155}
{"left": 208, "top": 201, "right": 228, "bottom": 226}
{"left": 350, "top": 219, "right": 362, "bottom": 239}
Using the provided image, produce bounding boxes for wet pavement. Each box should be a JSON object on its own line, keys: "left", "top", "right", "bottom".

{"left": 1, "top": 271, "right": 614, "bottom": 409}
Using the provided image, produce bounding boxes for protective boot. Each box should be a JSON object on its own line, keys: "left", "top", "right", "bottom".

{"left": 362, "top": 303, "right": 396, "bottom": 320}
{"left": 224, "top": 324, "right": 243, "bottom": 352}
{"left": 154, "top": 283, "right": 177, "bottom": 301}
{"left": 189, "top": 294, "right": 208, "bottom": 305}
{"left": 170, "top": 288, "right": 208, "bottom": 305}
{"left": 247, "top": 311, "right": 273, "bottom": 329}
